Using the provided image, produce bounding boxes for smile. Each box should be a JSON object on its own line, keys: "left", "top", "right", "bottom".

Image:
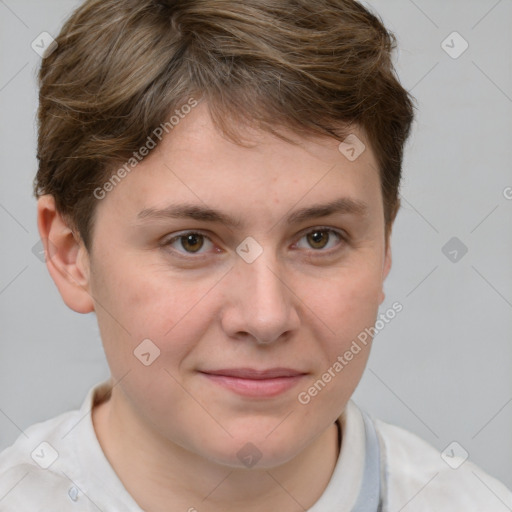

{"left": 199, "top": 368, "right": 308, "bottom": 398}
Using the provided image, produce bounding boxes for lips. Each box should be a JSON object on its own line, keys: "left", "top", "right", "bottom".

{"left": 201, "top": 368, "right": 306, "bottom": 379}
{"left": 199, "top": 368, "right": 307, "bottom": 398}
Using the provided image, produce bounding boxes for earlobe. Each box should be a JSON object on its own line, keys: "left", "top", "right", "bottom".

{"left": 37, "top": 195, "right": 94, "bottom": 313}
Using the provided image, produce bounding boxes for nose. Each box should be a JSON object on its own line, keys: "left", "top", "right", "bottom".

{"left": 220, "top": 253, "right": 301, "bottom": 345}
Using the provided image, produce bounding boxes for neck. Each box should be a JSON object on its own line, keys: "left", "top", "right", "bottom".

{"left": 92, "top": 390, "right": 340, "bottom": 512}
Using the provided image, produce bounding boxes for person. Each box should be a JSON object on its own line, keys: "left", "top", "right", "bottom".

{"left": 0, "top": 0, "right": 510, "bottom": 510}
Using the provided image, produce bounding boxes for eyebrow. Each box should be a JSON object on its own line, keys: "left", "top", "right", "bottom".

{"left": 136, "top": 197, "right": 368, "bottom": 229}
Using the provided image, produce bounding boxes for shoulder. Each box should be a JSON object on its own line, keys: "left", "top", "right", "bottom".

{"left": 0, "top": 378, "right": 114, "bottom": 511}
{"left": 0, "top": 408, "right": 85, "bottom": 509}
{"left": 374, "top": 418, "right": 512, "bottom": 511}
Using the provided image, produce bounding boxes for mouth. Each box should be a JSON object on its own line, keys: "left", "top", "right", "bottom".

{"left": 199, "top": 368, "right": 308, "bottom": 398}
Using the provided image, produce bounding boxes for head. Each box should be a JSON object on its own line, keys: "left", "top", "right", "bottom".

{"left": 35, "top": 0, "right": 414, "bottom": 468}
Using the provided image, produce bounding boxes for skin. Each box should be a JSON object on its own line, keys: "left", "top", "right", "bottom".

{"left": 38, "top": 102, "right": 393, "bottom": 512}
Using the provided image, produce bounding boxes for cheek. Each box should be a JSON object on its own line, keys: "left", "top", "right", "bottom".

{"left": 295, "top": 269, "right": 382, "bottom": 419}
{"left": 89, "top": 256, "right": 221, "bottom": 373}
{"left": 311, "top": 264, "right": 383, "bottom": 343}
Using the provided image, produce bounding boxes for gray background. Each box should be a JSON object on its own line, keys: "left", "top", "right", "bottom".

{"left": 1, "top": 0, "right": 511, "bottom": 491}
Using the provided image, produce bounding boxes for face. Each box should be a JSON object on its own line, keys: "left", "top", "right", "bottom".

{"left": 81, "top": 102, "right": 391, "bottom": 468}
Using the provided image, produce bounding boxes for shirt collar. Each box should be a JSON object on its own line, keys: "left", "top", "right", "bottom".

{"left": 307, "top": 400, "right": 382, "bottom": 511}
{"left": 77, "top": 381, "right": 382, "bottom": 511}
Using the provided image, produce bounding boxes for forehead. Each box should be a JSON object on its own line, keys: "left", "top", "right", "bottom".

{"left": 157, "top": 102, "right": 377, "bottom": 174}
{"left": 95, "top": 102, "right": 383, "bottom": 226}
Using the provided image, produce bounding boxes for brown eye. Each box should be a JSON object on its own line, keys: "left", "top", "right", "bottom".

{"left": 307, "top": 230, "right": 330, "bottom": 249}
{"left": 295, "top": 228, "right": 344, "bottom": 252}
{"left": 179, "top": 233, "right": 204, "bottom": 253}
{"left": 163, "top": 231, "right": 214, "bottom": 256}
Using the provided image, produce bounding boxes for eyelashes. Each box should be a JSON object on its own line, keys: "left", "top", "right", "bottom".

{"left": 294, "top": 228, "right": 344, "bottom": 251}
{"left": 161, "top": 227, "right": 347, "bottom": 259}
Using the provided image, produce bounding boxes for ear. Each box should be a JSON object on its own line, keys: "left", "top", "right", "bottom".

{"left": 37, "top": 195, "right": 94, "bottom": 313}
{"left": 379, "top": 198, "right": 400, "bottom": 304}
{"left": 379, "top": 224, "right": 394, "bottom": 305}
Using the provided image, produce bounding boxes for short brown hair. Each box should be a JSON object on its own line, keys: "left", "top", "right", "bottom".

{"left": 34, "top": 0, "right": 415, "bottom": 249}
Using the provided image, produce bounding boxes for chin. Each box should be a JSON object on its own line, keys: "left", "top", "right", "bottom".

{"left": 195, "top": 428, "right": 309, "bottom": 471}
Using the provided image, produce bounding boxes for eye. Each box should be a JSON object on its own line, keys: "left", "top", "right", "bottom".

{"left": 161, "top": 228, "right": 345, "bottom": 258}
{"left": 163, "top": 231, "right": 214, "bottom": 255}
{"left": 295, "top": 228, "right": 344, "bottom": 251}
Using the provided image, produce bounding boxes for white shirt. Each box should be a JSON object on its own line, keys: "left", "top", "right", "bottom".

{"left": 0, "top": 380, "right": 510, "bottom": 511}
